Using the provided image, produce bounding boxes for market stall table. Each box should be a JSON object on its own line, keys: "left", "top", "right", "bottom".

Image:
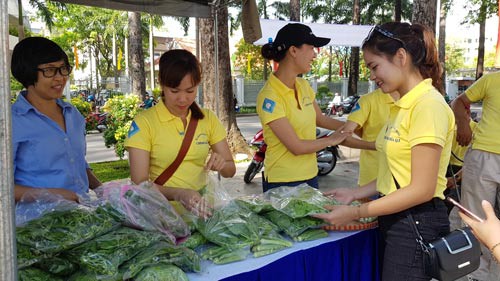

{"left": 187, "top": 228, "right": 379, "bottom": 281}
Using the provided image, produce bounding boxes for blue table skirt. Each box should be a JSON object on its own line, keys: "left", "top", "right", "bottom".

{"left": 187, "top": 228, "right": 380, "bottom": 281}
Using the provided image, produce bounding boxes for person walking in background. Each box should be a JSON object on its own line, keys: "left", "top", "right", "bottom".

{"left": 125, "top": 49, "right": 235, "bottom": 217}
{"left": 451, "top": 71, "right": 500, "bottom": 281}
{"left": 314, "top": 22, "right": 454, "bottom": 280}
{"left": 11, "top": 37, "right": 101, "bottom": 202}
{"left": 343, "top": 89, "right": 398, "bottom": 186}
{"left": 257, "top": 23, "right": 350, "bottom": 192}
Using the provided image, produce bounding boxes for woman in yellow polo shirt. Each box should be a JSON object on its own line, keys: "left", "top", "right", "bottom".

{"left": 257, "top": 23, "right": 349, "bottom": 192}
{"left": 314, "top": 22, "right": 455, "bottom": 280}
{"left": 125, "top": 49, "right": 236, "bottom": 217}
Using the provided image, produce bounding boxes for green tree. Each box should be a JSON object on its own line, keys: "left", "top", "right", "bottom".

{"left": 233, "top": 39, "right": 266, "bottom": 80}
{"left": 462, "top": 0, "right": 497, "bottom": 78}
{"left": 445, "top": 44, "right": 466, "bottom": 76}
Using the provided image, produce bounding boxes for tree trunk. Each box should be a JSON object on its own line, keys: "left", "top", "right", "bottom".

{"left": 438, "top": 0, "right": 448, "bottom": 95}
{"left": 290, "top": 0, "right": 300, "bottom": 21}
{"left": 476, "top": 18, "right": 486, "bottom": 79}
{"left": 200, "top": 6, "right": 253, "bottom": 157}
{"left": 17, "top": 0, "right": 25, "bottom": 40}
{"left": 411, "top": 0, "right": 437, "bottom": 33}
{"left": 394, "top": 0, "right": 402, "bottom": 22}
{"left": 128, "top": 12, "right": 146, "bottom": 97}
{"left": 348, "top": 0, "right": 360, "bottom": 96}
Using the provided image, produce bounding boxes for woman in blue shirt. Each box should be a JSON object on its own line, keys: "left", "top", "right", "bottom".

{"left": 11, "top": 37, "right": 101, "bottom": 202}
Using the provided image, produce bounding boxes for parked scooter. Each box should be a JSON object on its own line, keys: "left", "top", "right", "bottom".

{"left": 88, "top": 112, "right": 108, "bottom": 133}
{"left": 243, "top": 128, "right": 340, "bottom": 183}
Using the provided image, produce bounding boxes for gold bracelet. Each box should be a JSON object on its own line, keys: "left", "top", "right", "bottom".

{"left": 490, "top": 242, "right": 500, "bottom": 264}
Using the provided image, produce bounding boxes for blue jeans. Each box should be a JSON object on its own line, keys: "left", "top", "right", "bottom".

{"left": 262, "top": 174, "right": 319, "bottom": 193}
{"left": 378, "top": 198, "right": 450, "bottom": 281}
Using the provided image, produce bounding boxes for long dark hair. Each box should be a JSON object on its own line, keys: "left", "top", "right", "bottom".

{"left": 362, "top": 22, "right": 444, "bottom": 95}
{"left": 158, "top": 49, "right": 204, "bottom": 119}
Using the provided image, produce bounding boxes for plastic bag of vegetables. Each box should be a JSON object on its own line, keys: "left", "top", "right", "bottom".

{"left": 234, "top": 194, "right": 273, "bottom": 214}
{"left": 18, "top": 267, "right": 63, "bottom": 281}
{"left": 135, "top": 264, "right": 189, "bottom": 281}
{"left": 95, "top": 180, "right": 189, "bottom": 244}
{"left": 119, "top": 241, "right": 201, "bottom": 279}
{"left": 64, "top": 226, "right": 165, "bottom": 279}
{"left": 16, "top": 203, "right": 119, "bottom": 255}
{"left": 265, "top": 184, "right": 331, "bottom": 218}
{"left": 263, "top": 210, "right": 325, "bottom": 237}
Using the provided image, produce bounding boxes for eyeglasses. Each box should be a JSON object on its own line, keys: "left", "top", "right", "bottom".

{"left": 363, "top": 26, "right": 406, "bottom": 49}
{"left": 37, "top": 65, "right": 73, "bottom": 78}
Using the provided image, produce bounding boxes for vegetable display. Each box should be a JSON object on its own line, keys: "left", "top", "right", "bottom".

{"left": 266, "top": 185, "right": 331, "bottom": 218}
{"left": 96, "top": 181, "right": 190, "bottom": 244}
{"left": 120, "top": 241, "right": 201, "bottom": 279}
{"left": 135, "top": 264, "right": 189, "bottom": 281}
{"left": 264, "top": 210, "right": 325, "bottom": 237}
{"left": 235, "top": 194, "right": 273, "bottom": 214}
{"left": 18, "top": 267, "right": 63, "bottom": 281}
{"left": 16, "top": 205, "right": 118, "bottom": 254}
{"left": 65, "top": 226, "right": 165, "bottom": 278}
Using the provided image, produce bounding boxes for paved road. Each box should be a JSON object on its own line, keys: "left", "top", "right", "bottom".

{"left": 85, "top": 114, "right": 359, "bottom": 195}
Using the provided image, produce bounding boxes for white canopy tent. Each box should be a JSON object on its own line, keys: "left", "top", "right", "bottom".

{"left": 254, "top": 18, "right": 374, "bottom": 47}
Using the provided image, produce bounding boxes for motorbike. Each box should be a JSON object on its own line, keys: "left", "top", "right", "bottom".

{"left": 325, "top": 95, "right": 360, "bottom": 117}
{"left": 87, "top": 112, "right": 108, "bottom": 133}
{"left": 244, "top": 128, "right": 340, "bottom": 184}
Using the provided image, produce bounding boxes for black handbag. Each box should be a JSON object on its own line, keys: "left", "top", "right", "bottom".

{"left": 407, "top": 212, "right": 481, "bottom": 281}
{"left": 393, "top": 176, "right": 481, "bottom": 281}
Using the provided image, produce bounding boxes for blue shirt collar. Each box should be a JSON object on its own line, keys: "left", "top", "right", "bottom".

{"left": 14, "top": 90, "right": 74, "bottom": 115}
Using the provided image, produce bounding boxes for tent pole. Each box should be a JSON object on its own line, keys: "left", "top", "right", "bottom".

{"left": 0, "top": 0, "right": 18, "bottom": 279}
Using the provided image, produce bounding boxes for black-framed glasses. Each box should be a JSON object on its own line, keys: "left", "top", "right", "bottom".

{"left": 363, "top": 25, "right": 406, "bottom": 49}
{"left": 37, "top": 65, "right": 73, "bottom": 78}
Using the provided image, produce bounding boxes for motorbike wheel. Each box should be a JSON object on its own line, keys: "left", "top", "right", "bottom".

{"left": 337, "top": 109, "right": 344, "bottom": 117}
{"left": 317, "top": 148, "right": 338, "bottom": 176}
{"left": 244, "top": 161, "right": 263, "bottom": 183}
{"left": 325, "top": 108, "right": 332, "bottom": 116}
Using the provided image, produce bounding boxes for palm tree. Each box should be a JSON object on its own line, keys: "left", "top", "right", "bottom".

{"left": 290, "top": 0, "right": 300, "bottom": 21}
{"left": 17, "top": 0, "right": 65, "bottom": 40}
{"left": 411, "top": 0, "right": 438, "bottom": 33}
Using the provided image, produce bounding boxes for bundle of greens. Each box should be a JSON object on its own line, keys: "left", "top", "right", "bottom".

{"left": 251, "top": 234, "right": 293, "bottom": 258}
{"left": 266, "top": 185, "right": 332, "bottom": 218}
{"left": 235, "top": 194, "right": 273, "bottom": 214}
{"left": 16, "top": 205, "right": 118, "bottom": 254}
{"left": 65, "top": 226, "right": 165, "bottom": 278}
{"left": 17, "top": 243, "right": 50, "bottom": 269}
{"left": 35, "top": 256, "right": 78, "bottom": 276}
{"left": 119, "top": 241, "right": 200, "bottom": 279}
{"left": 96, "top": 181, "right": 189, "bottom": 244}
{"left": 179, "top": 231, "right": 207, "bottom": 250}
{"left": 263, "top": 210, "right": 325, "bottom": 237}
{"left": 292, "top": 228, "right": 329, "bottom": 242}
{"left": 200, "top": 245, "right": 249, "bottom": 264}
{"left": 18, "top": 267, "right": 63, "bottom": 281}
{"left": 195, "top": 202, "right": 260, "bottom": 250}
{"left": 135, "top": 264, "right": 189, "bottom": 281}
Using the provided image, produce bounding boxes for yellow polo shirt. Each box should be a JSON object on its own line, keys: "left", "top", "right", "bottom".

{"left": 465, "top": 71, "right": 500, "bottom": 154}
{"left": 375, "top": 79, "right": 455, "bottom": 199}
{"left": 348, "top": 89, "right": 394, "bottom": 186}
{"left": 256, "top": 73, "right": 317, "bottom": 183}
{"left": 449, "top": 120, "right": 477, "bottom": 166}
{"left": 124, "top": 99, "right": 227, "bottom": 190}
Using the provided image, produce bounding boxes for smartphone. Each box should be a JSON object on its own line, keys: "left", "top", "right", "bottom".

{"left": 446, "top": 197, "right": 484, "bottom": 222}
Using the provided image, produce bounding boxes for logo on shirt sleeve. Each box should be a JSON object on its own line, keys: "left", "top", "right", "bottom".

{"left": 350, "top": 102, "right": 361, "bottom": 113}
{"left": 128, "top": 121, "right": 140, "bottom": 138}
{"left": 262, "top": 98, "right": 276, "bottom": 113}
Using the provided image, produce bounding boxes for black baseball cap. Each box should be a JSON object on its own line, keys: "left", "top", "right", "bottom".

{"left": 273, "top": 23, "right": 330, "bottom": 51}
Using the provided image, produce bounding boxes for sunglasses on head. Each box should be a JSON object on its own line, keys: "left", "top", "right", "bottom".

{"left": 363, "top": 25, "right": 406, "bottom": 49}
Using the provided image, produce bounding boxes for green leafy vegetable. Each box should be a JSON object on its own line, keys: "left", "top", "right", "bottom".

{"left": 135, "top": 264, "right": 189, "bottom": 281}
{"left": 267, "top": 185, "right": 331, "bottom": 218}
{"left": 18, "top": 267, "right": 63, "bottom": 281}
{"left": 263, "top": 210, "right": 324, "bottom": 237}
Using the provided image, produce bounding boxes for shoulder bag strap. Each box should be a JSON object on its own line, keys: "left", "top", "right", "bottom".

{"left": 392, "top": 175, "right": 428, "bottom": 250}
{"left": 154, "top": 118, "right": 199, "bottom": 186}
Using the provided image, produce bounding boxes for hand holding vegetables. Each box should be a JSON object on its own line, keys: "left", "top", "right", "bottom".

{"left": 322, "top": 188, "right": 356, "bottom": 205}
{"left": 312, "top": 204, "right": 361, "bottom": 226}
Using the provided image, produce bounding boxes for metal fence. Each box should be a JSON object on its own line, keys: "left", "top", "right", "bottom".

{"left": 234, "top": 77, "right": 374, "bottom": 107}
